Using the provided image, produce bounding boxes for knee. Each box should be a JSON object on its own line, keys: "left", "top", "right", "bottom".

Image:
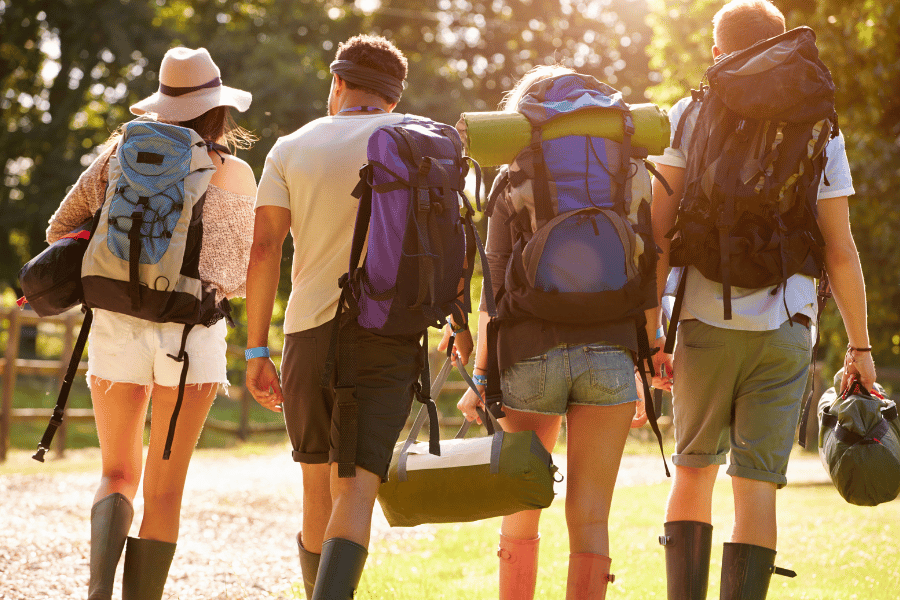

{"left": 142, "top": 487, "right": 183, "bottom": 514}
{"left": 101, "top": 467, "right": 141, "bottom": 493}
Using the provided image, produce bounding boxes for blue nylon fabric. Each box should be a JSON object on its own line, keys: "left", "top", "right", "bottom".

{"left": 543, "top": 137, "right": 614, "bottom": 211}
{"left": 108, "top": 122, "right": 193, "bottom": 264}
{"left": 517, "top": 74, "right": 628, "bottom": 126}
{"left": 534, "top": 214, "right": 628, "bottom": 293}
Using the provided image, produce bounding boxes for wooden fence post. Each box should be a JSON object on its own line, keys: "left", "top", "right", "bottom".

{"left": 2, "top": 309, "right": 22, "bottom": 462}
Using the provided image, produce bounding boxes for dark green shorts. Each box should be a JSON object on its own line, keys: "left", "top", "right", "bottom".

{"left": 671, "top": 318, "right": 812, "bottom": 488}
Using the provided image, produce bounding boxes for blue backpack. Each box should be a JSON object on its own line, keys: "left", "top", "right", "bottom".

{"left": 484, "top": 74, "right": 668, "bottom": 472}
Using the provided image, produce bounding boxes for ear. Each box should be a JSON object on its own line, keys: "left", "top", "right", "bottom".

{"left": 712, "top": 45, "right": 723, "bottom": 60}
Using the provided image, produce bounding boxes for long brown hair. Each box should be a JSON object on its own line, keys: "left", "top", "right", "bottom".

{"left": 106, "top": 106, "right": 256, "bottom": 152}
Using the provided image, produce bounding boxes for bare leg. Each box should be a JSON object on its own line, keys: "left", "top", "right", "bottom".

{"left": 90, "top": 377, "right": 151, "bottom": 504}
{"left": 300, "top": 463, "right": 332, "bottom": 553}
{"left": 564, "top": 403, "right": 633, "bottom": 555}
{"left": 498, "top": 409, "right": 564, "bottom": 540}
{"left": 323, "top": 463, "right": 383, "bottom": 547}
{"left": 665, "top": 464, "right": 719, "bottom": 524}
{"left": 138, "top": 383, "right": 217, "bottom": 543}
{"left": 731, "top": 476, "right": 777, "bottom": 549}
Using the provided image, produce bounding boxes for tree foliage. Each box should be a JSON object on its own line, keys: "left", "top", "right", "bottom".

{"left": 647, "top": 0, "right": 900, "bottom": 371}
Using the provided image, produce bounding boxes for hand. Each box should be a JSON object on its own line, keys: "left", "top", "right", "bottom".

{"left": 631, "top": 371, "right": 648, "bottom": 428}
{"left": 457, "top": 385, "right": 485, "bottom": 424}
{"left": 438, "top": 323, "right": 474, "bottom": 366}
{"left": 841, "top": 347, "right": 877, "bottom": 395}
{"left": 246, "top": 357, "right": 284, "bottom": 412}
{"left": 651, "top": 337, "right": 674, "bottom": 392}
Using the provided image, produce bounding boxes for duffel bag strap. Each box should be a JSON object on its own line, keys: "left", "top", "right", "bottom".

{"left": 33, "top": 306, "right": 93, "bottom": 462}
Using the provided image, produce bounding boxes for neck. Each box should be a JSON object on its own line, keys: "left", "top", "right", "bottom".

{"left": 337, "top": 90, "right": 393, "bottom": 115}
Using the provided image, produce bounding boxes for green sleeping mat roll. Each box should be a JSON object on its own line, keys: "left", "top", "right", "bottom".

{"left": 457, "top": 104, "right": 670, "bottom": 167}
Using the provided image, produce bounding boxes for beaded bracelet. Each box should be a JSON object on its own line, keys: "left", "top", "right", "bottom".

{"left": 451, "top": 321, "right": 468, "bottom": 333}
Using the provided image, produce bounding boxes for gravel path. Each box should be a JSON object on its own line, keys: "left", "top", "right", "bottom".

{"left": 0, "top": 447, "right": 829, "bottom": 599}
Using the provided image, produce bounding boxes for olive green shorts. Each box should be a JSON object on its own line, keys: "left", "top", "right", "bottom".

{"left": 671, "top": 318, "right": 812, "bottom": 488}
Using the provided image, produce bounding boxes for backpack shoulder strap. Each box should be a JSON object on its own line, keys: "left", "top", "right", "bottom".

{"left": 529, "top": 127, "right": 554, "bottom": 224}
{"left": 33, "top": 307, "right": 93, "bottom": 462}
{"left": 672, "top": 88, "right": 704, "bottom": 150}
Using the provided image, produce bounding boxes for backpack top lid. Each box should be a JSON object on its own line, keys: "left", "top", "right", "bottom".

{"left": 516, "top": 73, "right": 630, "bottom": 128}
{"left": 706, "top": 26, "right": 835, "bottom": 123}
{"left": 118, "top": 120, "right": 208, "bottom": 197}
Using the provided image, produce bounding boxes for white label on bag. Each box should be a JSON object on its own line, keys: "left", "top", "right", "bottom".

{"left": 404, "top": 436, "right": 494, "bottom": 471}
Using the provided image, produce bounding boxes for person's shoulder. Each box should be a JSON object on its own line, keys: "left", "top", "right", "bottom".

{"left": 667, "top": 96, "right": 695, "bottom": 124}
{"left": 211, "top": 154, "right": 257, "bottom": 196}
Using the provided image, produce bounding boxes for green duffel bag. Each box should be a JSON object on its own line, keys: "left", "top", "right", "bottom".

{"left": 377, "top": 358, "right": 559, "bottom": 527}
{"left": 818, "top": 371, "right": 900, "bottom": 506}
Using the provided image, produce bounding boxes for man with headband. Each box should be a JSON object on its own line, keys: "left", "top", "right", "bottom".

{"left": 244, "top": 35, "right": 418, "bottom": 599}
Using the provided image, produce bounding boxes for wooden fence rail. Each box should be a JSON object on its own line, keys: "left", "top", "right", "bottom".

{"left": 0, "top": 308, "right": 471, "bottom": 462}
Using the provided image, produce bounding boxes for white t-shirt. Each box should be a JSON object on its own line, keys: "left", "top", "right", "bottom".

{"left": 651, "top": 96, "right": 854, "bottom": 331}
{"left": 255, "top": 112, "right": 405, "bottom": 334}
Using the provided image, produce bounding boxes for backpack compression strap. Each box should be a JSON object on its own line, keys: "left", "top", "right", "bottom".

{"left": 128, "top": 197, "right": 149, "bottom": 311}
{"left": 33, "top": 306, "right": 93, "bottom": 462}
{"left": 162, "top": 323, "right": 195, "bottom": 460}
{"left": 529, "top": 127, "right": 555, "bottom": 225}
{"left": 797, "top": 273, "right": 831, "bottom": 448}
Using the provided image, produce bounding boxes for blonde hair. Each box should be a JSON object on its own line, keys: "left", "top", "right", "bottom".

{"left": 500, "top": 64, "right": 576, "bottom": 112}
{"left": 713, "top": 0, "right": 786, "bottom": 54}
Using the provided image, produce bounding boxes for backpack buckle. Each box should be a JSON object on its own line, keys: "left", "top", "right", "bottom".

{"left": 416, "top": 187, "right": 430, "bottom": 212}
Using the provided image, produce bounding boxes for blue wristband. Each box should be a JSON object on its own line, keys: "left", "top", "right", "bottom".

{"left": 245, "top": 346, "right": 270, "bottom": 360}
{"left": 656, "top": 327, "right": 665, "bottom": 340}
{"left": 472, "top": 372, "right": 488, "bottom": 387}
{"left": 451, "top": 321, "right": 468, "bottom": 334}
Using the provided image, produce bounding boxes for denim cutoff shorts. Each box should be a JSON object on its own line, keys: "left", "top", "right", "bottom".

{"left": 501, "top": 343, "right": 638, "bottom": 415}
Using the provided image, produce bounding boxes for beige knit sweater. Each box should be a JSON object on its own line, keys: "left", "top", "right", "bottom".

{"left": 46, "top": 144, "right": 254, "bottom": 302}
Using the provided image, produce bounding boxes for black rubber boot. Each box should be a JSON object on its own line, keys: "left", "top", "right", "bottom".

{"left": 88, "top": 493, "right": 134, "bottom": 600}
{"left": 121, "top": 536, "right": 177, "bottom": 600}
{"left": 298, "top": 533, "right": 321, "bottom": 600}
{"left": 720, "top": 542, "right": 795, "bottom": 600}
{"left": 659, "top": 521, "right": 713, "bottom": 600}
{"left": 310, "top": 537, "right": 368, "bottom": 600}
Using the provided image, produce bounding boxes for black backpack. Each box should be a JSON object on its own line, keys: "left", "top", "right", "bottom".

{"left": 665, "top": 27, "right": 837, "bottom": 328}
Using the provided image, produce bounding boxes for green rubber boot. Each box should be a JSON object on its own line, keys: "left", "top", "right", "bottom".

{"left": 88, "top": 493, "right": 134, "bottom": 600}
{"left": 310, "top": 538, "right": 368, "bottom": 600}
{"left": 121, "top": 536, "right": 177, "bottom": 600}
{"left": 298, "top": 533, "right": 321, "bottom": 600}
{"left": 720, "top": 542, "right": 796, "bottom": 600}
{"left": 659, "top": 521, "right": 713, "bottom": 600}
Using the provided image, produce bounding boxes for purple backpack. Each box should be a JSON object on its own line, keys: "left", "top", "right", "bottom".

{"left": 328, "top": 115, "right": 493, "bottom": 478}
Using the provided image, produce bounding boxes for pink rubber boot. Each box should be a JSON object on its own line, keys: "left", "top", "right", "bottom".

{"left": 498, "top": 533, "right": 540, "bottom": 600}
{"left": 566, "top": 553, "right": 614, "bottom": 600}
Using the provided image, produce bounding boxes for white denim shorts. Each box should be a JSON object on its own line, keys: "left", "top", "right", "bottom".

{"left": 86, "top": 309, "right": 229, "bottom": 388}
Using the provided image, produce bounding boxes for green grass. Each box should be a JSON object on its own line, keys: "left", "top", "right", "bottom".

{"left": 350, "top": 482, "right": 900, "bottom": 600}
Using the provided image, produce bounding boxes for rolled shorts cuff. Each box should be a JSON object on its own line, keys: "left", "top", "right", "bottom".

{"left": 672, "top": 453, "right": 726, "bottom": 469}
{"left": 726, "top": 463, "right": 788, "bottom": 488}
{"left": 291, "top": 449, "right": 329, "bottom": 464}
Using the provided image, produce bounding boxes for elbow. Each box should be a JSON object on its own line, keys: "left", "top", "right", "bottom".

{"left": 249, "top": 239, "right": 282, "bottom": 265}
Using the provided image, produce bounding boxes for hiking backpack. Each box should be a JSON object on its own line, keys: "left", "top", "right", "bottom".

{"left": 665, "top": 26, "right": 837, "bottom": 327}
{"left": 32, "top": 119, "right": 232, "bottom": 462}
{"left": 326, "top": 114, "right": 494, "bottom": 477}
{"left": 482, "top": 73, "right": 668, "bottom": 473}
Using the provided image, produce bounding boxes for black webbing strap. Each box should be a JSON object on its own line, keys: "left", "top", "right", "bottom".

{"left": 128, "top": 197, "right": 147, "bottom": 310}
{"left": 415, "top": 332, "right": 441, "bottom": 456}
{"left": 530, "top": 127, "right": 554, "bottom": 225}
{"left": 33, "top": 307, "right": 94, "bottom": 462}
{"left": 644, "top": 160, "right": 673, "bottom": 196}
{"left": 773, "top": 566, "right": 797, "bottom": 578}
{"left": 672, "top": 90, "right": 703, "bottom": 150}
{"left": 635, "top": 324, "right": 670, "bottom": 477}
{"left": 484, "top": 313, "right": 506, "bottom": 421}
{"left": 663, "top": 267, "right": 689, "bottom": 354}
{"left": 334, "top": 314, "right": 359, "bottom": 478}
{"left": 834, "top": 417, "right": 890, "bottom": 447}
{"left": 162, "top": 323, "right": 194, "bottom": 460}
{"left": 797, "top": 273, "right": 831, "bottom": 448}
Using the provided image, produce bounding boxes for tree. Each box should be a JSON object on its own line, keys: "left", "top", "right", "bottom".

{"left": 646, "top": 0, "right": 900, "bottom": 374}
